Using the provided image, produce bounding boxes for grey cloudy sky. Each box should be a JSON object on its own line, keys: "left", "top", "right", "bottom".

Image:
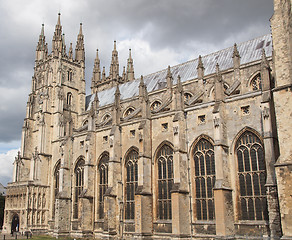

{"left": 0, "top": 0, "right": 273, "bottom": 185}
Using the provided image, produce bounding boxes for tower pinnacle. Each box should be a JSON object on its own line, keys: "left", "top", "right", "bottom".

{"left": 36, "top": 24, "right": 47, "bottom": 62}
{"left": 91, "top": 49, "right": 101, "bottom": 93}
{"left": 109, "top": 40, "right": 119, "bottom": 80}
{"left": 52, "top": 13, "right": 63, "bottom": 57}
{"left": 126, "top": 48, "right": 135, "bottom": 81}
{"left": 75, "top": 23, "right": 85, "bottom": 62}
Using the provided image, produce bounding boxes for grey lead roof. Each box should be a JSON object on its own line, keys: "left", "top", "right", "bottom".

{"left": 86, "top": 34, "right": 272, "bottom": 110}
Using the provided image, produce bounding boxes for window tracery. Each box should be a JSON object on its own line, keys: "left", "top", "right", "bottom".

{"left": 157, "top": 144, "right": 173, "bottom": 220}
{"left": 193, "top": 138, "right": 215, "bottom": 220}
{"left": 150, "top": 101, "right": 161, "bottom": 111}
{"left": 125, "top": 149, "right": 138, "bottom": 220}
{"left": 250, "top": 74, "right": 262, "bottom": 91}
{"left": 124, "top": 107, "right": 135, "bottom": 117}
{"left": 98, "top": 153, "right": 109, "bottom": 219}
{"left": 73, "top": 158, "right": 84, "bottom": 219}
{"left": 184, "top": 92, "right": 192, "bottom": 102}
{"left": 235, "top": 130, "right": 267, "bottom": 220}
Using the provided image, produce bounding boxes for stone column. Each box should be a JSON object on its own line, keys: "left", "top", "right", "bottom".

{"left": 171, "top": 111, "right": 191, "bottom": 237}
{"left": 104, "top": 125, "right": 121, "bottom": 236}
{"left": 53, "top": 142, "right": 71, "bottom": 237}
{"left": 261, "top": 60, "right": 282, "bottom": 239}
{"left": 135, "top": 119, "right": 153, "bottom": 237}
{"left": 79, "top": 142, "right": 94, "bottom": 235}
{"left": 212, "top": 107, "right": 234, "bottom": 237}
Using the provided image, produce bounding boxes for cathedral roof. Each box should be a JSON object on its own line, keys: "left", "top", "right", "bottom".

{"left": 86, "top": 34, "right": 272, "bottom": 110}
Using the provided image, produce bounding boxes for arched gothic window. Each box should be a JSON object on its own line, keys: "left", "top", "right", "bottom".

{"left": 193, "top": 138, "right": 215, "bottom": 220}
{"left": 124, "top": 107, "right": 135, "bottom": 117}
{"left": 157, "top": 144, "right": 173, "bottom": 220}
{"left": 98, "top": 153, "right": 109, "bottom": 219}
{"left": 250, "top": 74, "right": 262, "bottom": 91}
{"left": 184, "top": 92, "right": 192, "bottom": 102}
{"left": 73, "top": 158, "right": 84, "bottom": 219}
{"left": 235, "top": 130, "right": 268, "bottom": 220}
{"left": 150, "top": 100, "right": 162, "bottom": 111}
{"left": 52, "top": 161, "right": 60, "bottom": 218}
{"left": 68, "top": 70, "right": 73, "bottom": 82}
{"left": 125, "top": 149, "right": 138, "bottom": 220}
{"left": 67, "top": 92, "right": 72, "bottom": 106}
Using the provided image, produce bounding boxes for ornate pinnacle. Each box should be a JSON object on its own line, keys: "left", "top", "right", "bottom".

{"left": 197, "top": 55, "right": 204, "bottom": 69}
{"left": 261, "top": 48, "right": 269, "bottom": 68}
{"left": 167, "top": 65, "right": 172, "bottom": 78}
{"left": 232, "top": 43, "right": 240, "bottom": 58}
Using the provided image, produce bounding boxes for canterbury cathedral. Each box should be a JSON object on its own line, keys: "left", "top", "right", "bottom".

{"left": 3, "top": 0, "right": 292, "bottom": 239}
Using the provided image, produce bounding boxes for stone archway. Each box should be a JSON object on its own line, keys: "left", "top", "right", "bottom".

{"left": 11, "top": 214, "right": 19, "bottom": 234}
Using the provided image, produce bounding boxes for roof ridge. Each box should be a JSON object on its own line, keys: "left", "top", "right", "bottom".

{"left": 136, "top": 33, "right": 272, "bottom": 81}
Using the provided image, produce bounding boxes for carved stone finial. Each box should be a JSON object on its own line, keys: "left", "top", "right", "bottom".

{"left": 232, "top": 43, "right": 240, "bottom": 58}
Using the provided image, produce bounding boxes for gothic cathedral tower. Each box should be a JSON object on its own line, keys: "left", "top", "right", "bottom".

{"left": 3, "top": 13, "right": 85, "bottom": 233}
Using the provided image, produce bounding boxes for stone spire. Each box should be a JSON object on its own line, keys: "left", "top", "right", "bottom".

{"left": 68, "top": 43, "right": 73, "bottom": 61}
{"left": 126, "top": 49, "right": 135, "bottom": 81}
{"left": 122, "top": 66, "right": 126, "bottom": 81}
{"left": 197, "top": 55, "right": 205, "bottom": 80}
{"left": 35, "top": 24, "right": 47, "bottom": 62}
{"left": 109, "top": 40, "right": 119, "bottom": 80}
{"left": 175, "top": 75, "right": 184, "bottom": 111}
{"left": 75, "top": 23, "right": 85, "bottom": 62}
{"left": 214, "top": 63, "right": 223, "bottom": 101}
{"left": 166, "top": 65, "right": 173, "bottom": 89}
{"left": 62, "top": 33, "right": 66, "bottom": 57}
{"left": 113, "top": 84, "right": 121, "bottom": 125}
{"left": 261, "top": 49, "right": 271, "bottom": 91}
{"left": 261, "top": 48, "right": 269, "bottom": 69}
{"left": 102, "top": 67, "right": 106, "bottom": 81}
{"left": 91, "top": 49, "right": 101, "bottom": 93}
{"left": 52, "top": 13, "right": 63, "bottom": 57}
{"left": 139, "top": 75, "right": 150, "bottom": 118}
{"left": 232, "top": 43, "right": 240, "bottom": 69}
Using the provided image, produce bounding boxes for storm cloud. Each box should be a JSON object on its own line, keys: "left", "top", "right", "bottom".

{"left": 0, "top": 0, "right": 273, "bottom": 148}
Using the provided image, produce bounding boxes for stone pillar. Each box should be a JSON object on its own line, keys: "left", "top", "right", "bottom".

{"left": 104, "top": 125, "right": 121, "bottom": 236}
{"left": 261, "top": 58, "right": 282, "bottom": 239}
{"left": 171, "top": 111, "right": 191, "bottom": 237}
{"left": 212, "top": 65, "right": 235, "bottom": 237}
{"left": 54, "top": 142, "right": 71, "bottom": 237}
{"left": 135, "top": 119, "right": 153, "bottom": 237}
{"left": 213, "top": 106, "right": 234, "bottom": 237}
{"left": 79, "top": 142, "right": 94, "bottom": 235}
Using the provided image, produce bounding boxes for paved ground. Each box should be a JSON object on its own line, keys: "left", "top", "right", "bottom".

{"left": 0, "top": 232, "right": 32, "bottom": 240}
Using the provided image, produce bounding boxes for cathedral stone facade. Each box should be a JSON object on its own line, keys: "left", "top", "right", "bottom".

{"left": 3, "top": 1, "right": 292, "bottom": 239}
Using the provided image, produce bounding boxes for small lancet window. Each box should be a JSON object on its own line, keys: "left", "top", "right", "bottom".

{"left": 68, "top": 70, "right": 73, "bottom": 82}
{"left": 67, "top": 92, "right": 72, "bottom": 106}
{"left": 52, "top": 161, "right": 60, "bottom": 218}
{"left": 250, "top": 74, "right": 262, "bottom": 91}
